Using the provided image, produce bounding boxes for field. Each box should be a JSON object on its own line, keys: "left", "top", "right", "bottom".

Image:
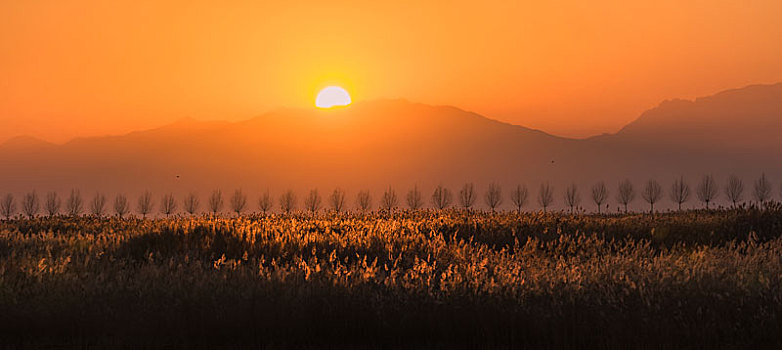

{"left": 2, "top": 206, "right": 782, "bottom": 348}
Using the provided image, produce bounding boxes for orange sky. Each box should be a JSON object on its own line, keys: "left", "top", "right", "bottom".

{"left": 2, "top": 0, "right": 782, "bottom": 143}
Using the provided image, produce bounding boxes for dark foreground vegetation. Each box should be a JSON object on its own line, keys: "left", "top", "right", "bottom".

{"left": 2, "top": 206, "right": 782, "bottom": 348}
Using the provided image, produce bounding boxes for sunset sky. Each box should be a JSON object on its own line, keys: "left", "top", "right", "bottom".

{"left": 2, "top": 0, "right": 782, "bottom": 143}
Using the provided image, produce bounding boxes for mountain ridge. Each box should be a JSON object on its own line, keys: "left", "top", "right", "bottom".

{"left": 4, "top": 82, "right": 781, "bottom": 147}
{"left": 1, "top": 84, "right": 780, "bottom": 211}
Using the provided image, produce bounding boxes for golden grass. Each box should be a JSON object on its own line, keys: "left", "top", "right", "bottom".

{"left": 1, "top": 207, "right": 781, "bottom": 348}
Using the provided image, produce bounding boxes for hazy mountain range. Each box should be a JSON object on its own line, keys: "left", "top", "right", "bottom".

{"left": 2, "top": 83, "right": 781, "bottom": 211}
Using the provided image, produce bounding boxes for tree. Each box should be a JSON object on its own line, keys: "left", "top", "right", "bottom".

{"left": 230, "top": 189, "right": 247, "bottom": 216}
{"left": 616, "top": 179, "right": 635, "bottom": 213}
{"left": 641, "top": 179, "right": 662, "bottom": 214}
{"left": 137, "top": 191, "right": 154, "bottom": 218}
{"left": 114, "top": 194, "right": 129, "bottom": 218}
{"left": 591, "top": 182, "right": 608, "bottom": 214}
{"left": 537, "top": 183, "right": 554, "bottom": 213}
{"left": 725, "top": 175, "right": 744, "bottom": 207}
{"left": 510, "top": 184, "right": 528, "bottom": 214}
{"left": 458, "top": 183, "right": 477, "bottom": 209}
{"left": 563, "top": 183, "right": 580, "bottom": 213}
{"left": 160, "top": 193, "right": 177, "bottom": 217}
{"left": 431, "top": 185, "right": 452, "bottom": 210}
{"left": 485, "top": 183, "right": 503, "bottom": 212}
{"left": 184, "top": 192, "right": 200, "bottom": 215}
{"left": 380, "top": 187, "right": 398, "bottom": 212}
{"left": 258, "top": 190, "right": 273, "bottom": 214}
{"left": 356, "top": 190, "right": 372, "bottom": 212}
{"left": 90, "top": 192, "right": 106, "bottom": 217}
{"left": 66, "top": 189, "right": 83, "bottom": 216}
{"left": 1, "top": 194, "right": 15, "bottom": 219}
{"left": 208, "top": 189, "right": 224, "bottom": 216}
{"left": 22, "top": 191, "right": 39, "bottom": 218}
{"left": 406, "top": 186, "right": 423, "bottom": 210}
{"left": 329, "top": 188, "right": 345, "bottom": 213}
{"left": 45, "top": 192, "right": 61, "bottom": 217}
{"left": 279, "top": 190, "right": 297, "bottom": 214}
{"left": 670, "top": 176, "right": 690, "bottom": 211}
{"left": 754, "top": 173, "right": 772, "bottom": 204}
{"left": 696, "top": 174, "right": 718, "bottom": 209}
{"left": 304, "top": 189, "right": 321, "bottom": 213}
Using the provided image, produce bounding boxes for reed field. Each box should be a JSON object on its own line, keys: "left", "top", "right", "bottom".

{"left": 2, "top": 206, "right": 782, "bottom": 348}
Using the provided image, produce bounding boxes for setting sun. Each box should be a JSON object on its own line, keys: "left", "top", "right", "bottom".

{"left": 315, "top": 86, "right": 351, "bottom": 108}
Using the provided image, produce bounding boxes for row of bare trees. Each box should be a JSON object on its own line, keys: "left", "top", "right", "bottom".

{"left": 599, "top": 174, "right": 774, "bottom": 213}
{"left": 0, "top": 174, "right": 778, "bottom": 218}
{"left": 0, "top": 189, "right": 245, "bottom": 219}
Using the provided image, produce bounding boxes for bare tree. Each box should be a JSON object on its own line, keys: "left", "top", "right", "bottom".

{"left": 184, "top": 192, "right": 200, "bottom": 215}
{"left": 406, "top": 186, "right": 423, "bottom": 210}
{"left": 380, "top": 187, "right": 398, "bottom": 212}
{"left": 754, "top": 173, "right": 772, "bottom": 204}
{"left": 641, "top": 179, "right": 662, "bottom": 214}
{"left": 22, "top": 191, "right": 39, "bottom": 218}
{"left": 725, "top": 175, "right": 744, "bottom": 207}
{"left": 208, "top": 189, "right": 224, "bottom": 216}
{"left": 458, "top": 183, "right": 477, "bottom": 209}
{"left": 329, "top": 188, "right": 345, "bottom": 213}
{"left": 90, "top": 192, "right": 107, "bottom": 217}
{"left": 510, "top": 184, "right": 528, "bottom": 214}
{"left": 230, "top": 189, "right": 247, "bottom": 216}
{"left": 279, "top": 190, "right": 297, "bottom": 214}
{"left": 66, "top": 189, "right": 83, "bottom": 216}
{"left": 696, "top": 175, "right": 719, "bottom": 209}
{"left": 356, "top": 190, "right": 372, "bottom": 212}
{"left": 1, "top": 194, "right": 15, "bottom": 219}
{"left": 670, "top": 176, "right": 690, "bottom": 211}
{"left": 137, "top": 191, "right": 154, "bottom": 218}
{"left": 258, "top": 190, "right": 273, "bottom": 214}
{"left": 537, "top": 183, "right": 554, "bottom": 213}
{"left": 431, "top": 185, "right": 452, "bottom": 210}
{"left": 591, "top": 182, "right": 608, "bottom": 214}
{"left": 616, "top": 179, "right": 635, "bottom": 213}
{"left": 160, "top": 193, "right": 177, "bottom": 217}
{"left": 564, "top": 183, "right": 580, "bottom": 213}
{"left": 45, "top": 192, "right": 61, "bottom": 217}
{"left": 114, "top": 194, "right": 129, "bottom": 218}
{"left": 485, "top": 183, "right": 503, "bottom": 212}
{"left": 304, "top": 189, "right": 321, "bottom": 213}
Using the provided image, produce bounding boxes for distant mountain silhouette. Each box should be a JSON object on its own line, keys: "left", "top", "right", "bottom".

{"left": 607, "top": 83, "right": 782, "bottom": 151}
{"left": 0, "top": 135, "right": 55, "bottom": 152}
{"left": 1, "top": 84, "right": 781, "bottom": 211}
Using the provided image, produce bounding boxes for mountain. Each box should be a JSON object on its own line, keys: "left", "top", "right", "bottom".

{"left": 609, "top": 83, "right": 782, "bottom": 151}
{"left": 0, "top": 135, "right": 55, "bottom": 153}
{"left": 585, "top": 82, "right": 782, "bottom": 184}
{"left": 1, "top": 84, "right": 781, "bottom": 211}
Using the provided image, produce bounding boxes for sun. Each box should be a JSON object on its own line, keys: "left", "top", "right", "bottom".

{"left": 315, "top": 86, "right": 352, "bottom": 108}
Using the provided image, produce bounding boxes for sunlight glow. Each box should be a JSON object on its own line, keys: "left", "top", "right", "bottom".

{"left": 315, "top": 86, "right": 352, "bottom": 108}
